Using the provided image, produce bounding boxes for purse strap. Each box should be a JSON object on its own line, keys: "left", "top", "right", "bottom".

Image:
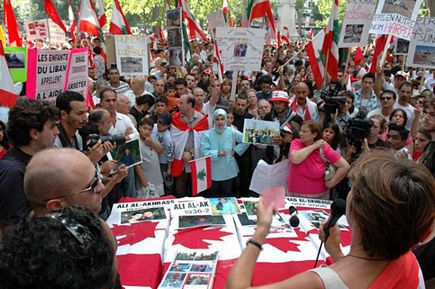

{"left": 319, "top": 146, "right": 329, "bottom": 165}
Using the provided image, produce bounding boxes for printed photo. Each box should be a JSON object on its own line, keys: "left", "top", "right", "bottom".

{"left": 209, "top": 197, "right": 240, "bottom": 215}
{"left": 167, "top": 8, "right": 182, "bottom": 27}
{"left": 343, "top": 24, "right": 363, "bottom": 43}
{"left": 236, "top": 213, "right": 257, "bottom": 226}
{"left": 169, "top": 47, "right": 183, "bottom": 66}
{"left": 412, "top": 45, "right": 435, "bottom": 66}
{"left": 243, "top": 119, "right": 280, "bottom": 145}
{"left": 120, "top": 207, "right": 166, "bottom": 224}
{"left": 5, "top": 52, "right": 25, "bottom": 69}
{"left": 178, "top": 215, "right": 226, "bottom": 229}
{"left": 169, "top": 262, "right": 192, "bottom": 272}
{"left": 185, "top": 273, "right": 210, "bottom": 285}
{"left": 160, "top": 272, "right": 186, "bottom": 288}
{"left": 194, "top": 252, "right": 218, "bottom": 261}
{"left": 395, "top": 38, "right": 410, "bottom": 54}
{"left": 175, "top": 252, "right": 197, "bottom": 261}
{"left": 191, "top": 264, "right": 214, "bottom": 273}
{"left": 381, "top": 0, "right": 416, "bottom": 18}
{"left": 110, "top": 139, "right": 142, "bottom": 169}
{"left": 120, "top": 56, "right": 143, "bottom": 73}
{"left": 242, "top": 200, "right": 257, "bottom": 216}
{"left": 233, "top": 43, "right": 248, "bottom": 57}
{"left": 167, "top": 28, "right": 182, "bottom": 47}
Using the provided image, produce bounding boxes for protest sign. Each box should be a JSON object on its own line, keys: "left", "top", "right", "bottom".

{"left": 242, "top": 119, "right": 280, "bottom": 145}
{"left": 207, "top": 11, "right": 226, "bottom": 37}
{"left": 406, "top": 17, "right": 435, "bottom": 69}
{"left": 26, "top": 49, "right": 71, "bottom": 102}
{"left": 215, "top": 27, "right": 265, "bottom": 72}
{"left": 115, "top": 35, "right": 149, "bottom": 76}
{"left": 250, "top": 159, "right": 290, "bottom": 194}
{"left": 369, "top": 0, "right": 424, "bottom": 41}
{"left": 167, "top": 8, "right": 182, "bottom": 28}
{"left": 25, "top": 19, "right": 66, "bottom": 46}
{"left": 64, "top": 48, "right": 88, "bottom": 98}
{"left": 171, "top": 199, "right": 212, "bottom": 216}
{"left": 4, "top": 47, "right": 27, "bottom": 82}
{"left": 338, "top": 0, "right": 377, "bottom": 48}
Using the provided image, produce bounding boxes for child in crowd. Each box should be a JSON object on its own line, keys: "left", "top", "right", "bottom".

{"left": 152, "top": 113, "right": 175, "bottom": 195}
{"left": 135, "top": 118, "right": 165, "bottom": 198}
{"left": 152, "top": 96, "right": 169, "bottom": 123}
{"left": 165, "top": 83, "right": 180, "bottom": 113}
{"left": 226, "top": 110, "right": 237, "bottom": 130}
{"left": 386, "top": 123, "right": 412, "bottom": 160}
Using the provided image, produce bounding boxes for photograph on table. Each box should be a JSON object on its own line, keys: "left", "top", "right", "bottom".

{"left": 178, "top": 215, "right": 226, "bottom": 229}
{"left": 109, "top": 139, "right": 141, "bottom": 169}
{"left": 209, "top": 197, "right": 240, "bottom": 215}
{"left": 243, "top": 119, "right": 280, "bottom": 145}
{"left": 300, "top": 209, "right": 347, "bottom": 230}
{"left": 159, "top": 272, "right": 186, "bottom": 288}
{"left": 242, "top": 199, "right": 258, "bottom": 216}
{"left": 169, "top": 262, "right": 192, "bottom": 272}
{"left": 190, "top": 263, "right": 214, "bottom": 273}
{"left": 184, "top": 273, "right": 211, "bottom": 287}
{"left": 175, "top": 252, "right": 197, "bottom": 261}
{"left": 120, "top": 206, "right": 166, "bottom": 224}
{"left": 235, "top": 213, "right": 257, "bottom": 226}
{"left": 193, "top": 251, "right": 218, "bottom": 261}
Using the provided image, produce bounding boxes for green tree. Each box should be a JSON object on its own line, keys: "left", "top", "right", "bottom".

{"left": 315, "top": 0, "right": 347, "bottom": 28}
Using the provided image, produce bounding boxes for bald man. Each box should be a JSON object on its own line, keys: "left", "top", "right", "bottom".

{"left": 289, "top": 82, "right": 319, "bottom": 121}
{"left": 24, "top": 148, "right": 106, "bottom": 216}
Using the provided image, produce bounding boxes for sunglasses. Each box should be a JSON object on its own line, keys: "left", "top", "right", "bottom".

{"left": 381, "top": 97, "right": 393, "bottom": 100}
{"left": 48, "top": 212, "right": 94, "bottom": 244}
{"left": 74, "top": 170, "right": 103, "bottom": 195}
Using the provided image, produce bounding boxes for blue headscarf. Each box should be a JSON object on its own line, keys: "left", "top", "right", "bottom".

{"left": 213, "top": 109, "right": 227, "bottom": 134}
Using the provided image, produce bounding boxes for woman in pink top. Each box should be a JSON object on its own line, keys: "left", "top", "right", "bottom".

{"left": 288, "top": 121, "right": 350, "bottom": 199}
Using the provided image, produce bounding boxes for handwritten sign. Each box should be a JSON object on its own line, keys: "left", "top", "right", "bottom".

{"left": 64, "top": 48, "right": 89, "bottom": 98}
{"left": 115, "top": 35, "right": 149, "bottom": 76}
{"left": 406, "top": 17, "right": 435, "bottom": 69}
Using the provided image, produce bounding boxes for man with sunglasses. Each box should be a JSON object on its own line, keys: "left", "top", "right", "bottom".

{"left": 367, "top": 90, "right": 397, "bottom": 121}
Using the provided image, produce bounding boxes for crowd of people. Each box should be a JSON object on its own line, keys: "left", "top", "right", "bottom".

{"left": 0, "top": 33, "right": 434, "bottom": 288}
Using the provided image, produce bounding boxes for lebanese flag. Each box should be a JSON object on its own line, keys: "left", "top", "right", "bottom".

{"left": 246, "top": 0, "right": 276, "bottom": 34}
{"left": 321, "top": 0, "right": 339, "bottom": 81}
{"left": 4, "top": 0, "right": 22, "bottom": 46}
{"left": 178, "top": 0, "right": 207, "bottom": 41}
{"left": 354, "top": 47, "right": 364, "bottom": 67}
{"left": 95, "top": 0, "right": 107, "bottom": 28}
{"left": 222, "top": 0, "right": 233, "bottom": 27}
{"left": 78, "top": 0, "right": 102, "bottom": 37}
{"left": 68, "top": 0, "right": 76, "bottom": 42}
{"left": 213, "top": 39, "right": 225, "bottom": 83}
{"left": 0, "top": 41, "right": 18, "bottom": 108}
{"left": 369, "top": 35, "right": 393, "bottom": 73}
{"left": 109, "top": 0, "right": 131, "bottom": 35}
{"left": 190, "top": 156, "right": 212, "bottom": 196}
{"left": 44, "top": 0, "right": 67, "bottom": 33}
{"left": 306, "top": 29, "right": 326, "bottom": 89}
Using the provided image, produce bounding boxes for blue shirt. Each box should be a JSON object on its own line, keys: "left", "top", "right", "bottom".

{"left": 353, "top": 89, "right": 380, "bottom": 115}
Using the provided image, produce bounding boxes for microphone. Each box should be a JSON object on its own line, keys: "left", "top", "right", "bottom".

{"left": 289, "top": 206, "right": 300, "bottom": 227}
{"left": 324, "top": 199, "right": 346, "bottom": 239}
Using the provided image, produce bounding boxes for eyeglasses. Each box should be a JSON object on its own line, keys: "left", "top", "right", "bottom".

{"left": 73, "top": 170, "right": 103, "bottom": 196}
{"left": 422, "top": 110, "right": 435, "bottom": 117}
{"left": 381, "top": 97, "right": 393, "bottom": 100}
{"left": 47, "top": 212, "right": 94, "bottom": 244}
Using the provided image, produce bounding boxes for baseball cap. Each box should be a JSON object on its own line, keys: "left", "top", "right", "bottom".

{"left": 269, "top": 90, "right": 290, "bottom": 103}
{"left": 394, "top": 71, "right": 408, "bottom": 80}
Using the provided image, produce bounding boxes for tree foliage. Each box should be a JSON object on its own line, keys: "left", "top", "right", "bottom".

{"left": 315, "top": 0, "right": 347, "bottom": 28}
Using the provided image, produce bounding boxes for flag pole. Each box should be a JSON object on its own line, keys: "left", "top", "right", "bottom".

{"left": 323, "top": 48, "right": 331, "bottom": 88}
{"left": 343, "top": 49, "right": 351, "bottom": 85}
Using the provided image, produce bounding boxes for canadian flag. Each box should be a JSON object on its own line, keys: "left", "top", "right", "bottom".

{"left": 321, "top": 0, "right": 339, "bottom": 81}
{"left": 189, "top": 156, "right": 212, "bottom": 196}
{"left": 109, "top": 0, "right": 131, "bottom": 35}
{"left": 306, "top": 29, "right": 326, "bottom": 89}
{"left": 0, "top": 41, "right": 18, "bottom": 108}
{"left": 95, "top": 0, "right": 107, "bottom": 28}
{"left": 78, "top": 0, "right": 102, "bottom": 37}
{"left": 178, "top": 0, "right": 207, "bottom": 41}
{"left": 213, "top": 39, "right": 225, "bottom": 83}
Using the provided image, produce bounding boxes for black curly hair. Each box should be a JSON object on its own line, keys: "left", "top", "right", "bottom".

{"left": 0, "top": 120, "right": 10, "bottom": 150}
{"left": 0, "top": 206, "right": 116, "bottom": 289}
{"left": 7, "top": 99, "right": 59, "bottom": 146}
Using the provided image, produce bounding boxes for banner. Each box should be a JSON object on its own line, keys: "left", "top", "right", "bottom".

{"left": 406, "top": 17, "right": 435, "bottom": 69}
{"left": 26, "top": 49, "right": 71, "bottom": 102}
{"left": 338, "top": 0, "right": 377, "bottom": 48}
{"left": 4, "top": 47, "right": 27, "bottom": 82}
{"left": 115, "top": 35, "right": 149, "bottom": 76}
{"left": 64, "top": 48, "right": 89, "bottom": 98}
{"left": 369, "top": 0, "right": 424, "bottom": 40}
{"left": 215, "top": 27, "right": 265, "bottom": 71}
{"left": 24, "top": 19, "right": 66, "bottom": 46}
{"left": 207, "top": 11, "right": 226, "bottom": 37}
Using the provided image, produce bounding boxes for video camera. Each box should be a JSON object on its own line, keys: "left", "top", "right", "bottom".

{"left": 346, "top": 112, "right": 373, "bottom": 153}
{"left": 87, "top": 134, "right": 126, "bottom": 148}
{"left": 319, "top": 82, "right": 346, "bottom": 114}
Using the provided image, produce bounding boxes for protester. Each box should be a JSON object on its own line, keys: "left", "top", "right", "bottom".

{"left": 0, "top": 120, "right": 10, "bottom": 159}
{"left": 0, "top": 100, "right": 59, "bottom": 232}
{"left": 226, "top": 150, "right": 435, "bottom": 289}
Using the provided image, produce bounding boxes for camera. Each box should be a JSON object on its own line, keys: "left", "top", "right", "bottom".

{"left": 346, "top": 113, "right": 373, "bottom": 152}
{"left": 87, "top": 134, "right": 126, "bottom": 147}
{"left": 319, "top": 82, "right": 346, "bottom": 114}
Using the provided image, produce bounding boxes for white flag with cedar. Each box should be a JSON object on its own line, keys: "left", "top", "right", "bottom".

{"left": 321, "top": 0, "right": 339, "bottom": 81}
{"left": 109, "top": 0, "right": 132, "bottom": 35}
{"left": 78, "top": 0, "right": 103, "bottom": 38}
{"left": 213, "top": 40, "right": 224, "bottom": 83}
{"left": 189, "top": 156, "right": 212, "bottom": 196}
{"left": 178, "top": 0, "right": 207, "bottom": 41}
{"left": 95, "top": 0, "right": 107, "bottom": 28}
{"left": 306, "top": 29, "right": 326, "bottom": 89}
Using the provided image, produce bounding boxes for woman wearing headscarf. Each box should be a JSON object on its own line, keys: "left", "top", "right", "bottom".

{"left": 201, "top": 109, "right": 249, "bottom": 197}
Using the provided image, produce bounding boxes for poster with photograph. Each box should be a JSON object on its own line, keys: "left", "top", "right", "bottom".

{"left": 339, "top": 0, "right": 377, "bottom": 48}
{"left": 178, "top": 215, "right": 226, "bottom": 229}
{"left": 120, "top": 206, "right": 167, "bottom": 224}
{"left": 369, "top": 0, "right": 424, "bottom": 40}
{"left": 26, "top": 48, "right": 71, "bottom": 102}
{"left": 207, "top": 11, "right": 226, "bottom": 37}
{"left": 215, "top": 27, "right": 265, "bottom": 71}
{"left": 169, "top": 47, "right": 184, "bottom": 66}
{"left": 235, "top": 213, "right": 257, "bottom": 226}
{"left": 394, "top": 38, "right": 410, "bottom": 55}
{"left": 109, "top": 139, "right": 142, "bottom": 169}
{"left": 172, "top": 199, "right": 212, "bottom": 216}
{"left": 4, "top": 47, "right": 27, "bottom": 82}
{"left": 209, "top": 197, "right": 240, "bottom": 215}
{"left": 242, "top": 119, "right": 280, "bottom": 145}
{"left": 64, "top": 48, "right": 88, "bottom": 98}
{"left": 168, "top": 28, "right": 183, "bottom": 47}
{"left": 242, "top": 199, "right": 257, "bottom": 216}
{"left": 406, "top": 17, "right": 435, "bottom": 69}
{"left": 24, "top": 19, "right": 48, "bottom": 42}
{"left": 167, "top": 8, "right": 182, "bottom": 27}
{"left": 115, "top": 35, "right": 149, "bottom": 76}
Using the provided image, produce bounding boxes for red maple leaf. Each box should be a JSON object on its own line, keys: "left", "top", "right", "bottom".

{"left": 264, "top": 228, "right": 310, "bottom": 253}
{"left": 172, "top": 227, "right": 232, "bottom": 249}
{"left": 111, "top": 222, "right": 159, "bottom": 246}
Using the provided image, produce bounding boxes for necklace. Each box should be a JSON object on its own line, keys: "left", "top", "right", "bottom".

{"left": 346, "top": 254, "right": 386, "bottom": 261}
